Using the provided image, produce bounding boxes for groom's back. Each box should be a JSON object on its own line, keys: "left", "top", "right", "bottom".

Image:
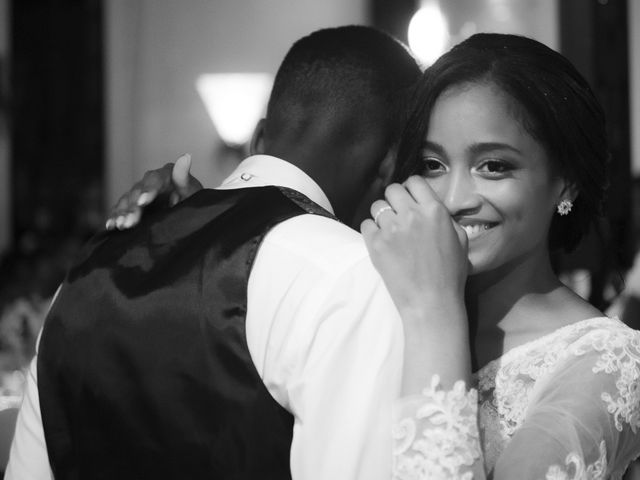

{"left": 37, "top": 187, "right": 333, "bottom": 480}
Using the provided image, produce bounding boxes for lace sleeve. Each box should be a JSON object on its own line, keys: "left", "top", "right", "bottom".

{"left": 492, "top": 324, "right": 640, "bottom": 480}
{"left": 392, "top": 375, "right": 483, "bottom": 480}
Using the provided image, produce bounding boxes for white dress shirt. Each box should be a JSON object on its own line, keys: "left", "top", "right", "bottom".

{"left": 6, "top": 154, "right": 404, "bottom": 480}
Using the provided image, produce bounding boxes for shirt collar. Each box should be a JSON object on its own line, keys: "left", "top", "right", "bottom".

{"left": 217, "top": 154, "right": 334, "bottom": 214}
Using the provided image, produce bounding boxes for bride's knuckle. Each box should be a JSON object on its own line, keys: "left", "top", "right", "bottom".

{"left": 405, "top": 175, "right": 422, "bottom": 191}
{"left": 385, "top": 183, "right": 401, "bottom": 197}
{"left": 388, "top": 222, "right": 402, "bottom": 236}
{"left": 396, "top": 212, "right": 412, "bottom": 230}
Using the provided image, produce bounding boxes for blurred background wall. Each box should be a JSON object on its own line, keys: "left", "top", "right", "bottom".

{"left": 372, "top": 0, "right": 557, "bottom": 50}
{"left": 105, "top": 0, "right": 367, "bottom": 206}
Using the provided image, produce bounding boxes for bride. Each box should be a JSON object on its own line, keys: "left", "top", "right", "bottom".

{"left": 366, "top": 33, "right": 640, "bottom": 479}
{"left": 107, "top": 33, "right": 640, "bottom": 479}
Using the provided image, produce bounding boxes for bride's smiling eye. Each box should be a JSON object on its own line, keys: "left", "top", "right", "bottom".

{"left": 476, "top": 159, "right": 513, "bottom": 177}
{"left": 419, "top": 156, "right": 447, "bottom": 177}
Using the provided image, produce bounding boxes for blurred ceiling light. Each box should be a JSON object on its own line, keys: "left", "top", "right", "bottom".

{"left": 196, "top": 73, "right": 273, "bottom": 147}
{"left": 408, "top": 2, "right": 450, "bottom": 66}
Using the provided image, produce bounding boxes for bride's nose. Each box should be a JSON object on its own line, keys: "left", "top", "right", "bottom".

{"left": 441, "top": 168, "right": 482, "bottom": 216}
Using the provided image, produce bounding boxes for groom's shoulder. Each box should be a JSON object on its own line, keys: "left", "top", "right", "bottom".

{"left": 263, "top": 213, "right": 370, "bottom": 268}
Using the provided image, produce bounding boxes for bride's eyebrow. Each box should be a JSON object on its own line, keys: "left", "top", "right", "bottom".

{"left": 468, "top": 142, "right": 522, "bottom": 156}
{"left": 420, "top": 141, "right": 446, "bottom": 156}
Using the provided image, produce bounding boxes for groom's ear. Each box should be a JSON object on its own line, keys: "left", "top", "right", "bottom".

{"left": 249, "top": 119, "right": 266, "bottom": 155}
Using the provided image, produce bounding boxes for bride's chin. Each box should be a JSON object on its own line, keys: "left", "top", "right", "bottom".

{"left": 466, "top": 253, "right": 486, "bottom": 277}
{"left": 465, "top": 254, "right": 504, "bottom": 288}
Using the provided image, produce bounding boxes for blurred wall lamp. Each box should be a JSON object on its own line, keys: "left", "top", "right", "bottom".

{"left": 196, "top": 73, "right": 273, "bottom": 158}
{"left": 408, "top": 1, "right": 450, "bottom": 67}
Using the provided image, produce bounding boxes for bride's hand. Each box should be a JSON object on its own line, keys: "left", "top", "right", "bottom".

{"left": 360, "top": 175, "right": 468, "bottom": 316}
{"left": 105, "top": 154, "right": 204, "bottom": 230}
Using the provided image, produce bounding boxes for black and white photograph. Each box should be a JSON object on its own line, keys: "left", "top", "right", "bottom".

{"left": 0, "top": 1, "right": 639, "bottom": 478}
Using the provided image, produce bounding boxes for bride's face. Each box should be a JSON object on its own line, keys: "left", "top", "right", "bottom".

{"left": 418, "top": 82, "right": 566, "bottom": 275}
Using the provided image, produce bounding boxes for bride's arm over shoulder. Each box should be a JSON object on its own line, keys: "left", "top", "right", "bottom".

{"left": 493, "top": 322, "right": 640, "bottom": 480}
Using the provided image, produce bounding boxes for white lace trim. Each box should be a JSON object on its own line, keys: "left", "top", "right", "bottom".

{"left": 393, "top": 375, "right": 480, "bottom": 480}
{"left": 477, "top": 332, "right": 577, "bottom": 439}
{"left": 544, "top": 440, "right": 607, "bottom": 480}
{"left": 573, "top": 328, "right": 640, "bottom": 432}
{"left": 477, "top": 317, "right": 615, "bottom": 379}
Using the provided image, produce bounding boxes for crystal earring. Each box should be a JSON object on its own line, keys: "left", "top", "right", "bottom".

{"left": 557, "top": 199, "right": 573, "bottom": 216}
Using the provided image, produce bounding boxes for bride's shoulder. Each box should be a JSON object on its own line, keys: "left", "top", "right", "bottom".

{"left": 487, "top": 317, "right": 637, "bottom": 378}
{"left": 551, "top": 286, "right": 639, "bottom": 348}
{"left": 564, "top": 316, "right": 640, "bottom": 356}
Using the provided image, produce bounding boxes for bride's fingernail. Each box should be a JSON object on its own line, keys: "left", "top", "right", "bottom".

{"left": 177, "top": 153, "right": 191, "bottom": 166}
{"left": 123, "top": 214, "right": 135, "bottom": 228}
{"left": 137, "top": 193, "right": 151, "bottom": 206}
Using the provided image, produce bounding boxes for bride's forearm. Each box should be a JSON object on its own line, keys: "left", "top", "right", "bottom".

{"left": 400, "top": 294, "right": 471, "bottom": 396}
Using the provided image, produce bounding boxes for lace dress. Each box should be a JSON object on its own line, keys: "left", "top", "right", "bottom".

{"left": 393, "top": 317, "right": 640, "bottom": 479}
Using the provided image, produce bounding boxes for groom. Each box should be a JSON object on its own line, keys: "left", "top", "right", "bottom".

{"left": 8, "top": 26, "right": 420, "bottom": 479}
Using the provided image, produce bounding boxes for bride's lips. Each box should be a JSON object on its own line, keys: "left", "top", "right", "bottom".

{"left": 457, "top": 219, "right": 499, "bottom": 241}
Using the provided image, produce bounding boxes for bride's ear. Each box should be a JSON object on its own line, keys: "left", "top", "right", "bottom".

{"left": 557, "top": 180, "right": 579, "bottom": 204}
{"left": 249, "top": 119, "right": 266, "bottom": 155}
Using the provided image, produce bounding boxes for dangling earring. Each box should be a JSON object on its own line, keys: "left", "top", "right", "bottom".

{"left": 557, "top": 199, "right": 573, "bottom": 216}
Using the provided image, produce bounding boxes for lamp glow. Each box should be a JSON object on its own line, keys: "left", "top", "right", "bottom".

{"left": 408, "top": 4, "right": 450, "bottom": 66}
{"left": 196, "top": 73, "right": 273, "bottom": 147}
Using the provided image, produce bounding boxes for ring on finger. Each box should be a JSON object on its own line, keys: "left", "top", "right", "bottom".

{"left": 373, "top": 204, "right": 394, "bottom": 226}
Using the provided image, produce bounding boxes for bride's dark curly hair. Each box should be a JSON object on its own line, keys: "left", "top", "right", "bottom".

{"left": 394, "top": 33, "right": 609, "bottom": 253}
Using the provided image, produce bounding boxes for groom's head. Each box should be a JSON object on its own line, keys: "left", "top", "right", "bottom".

{"left": 251, "top": 26, "right": 420, "bottom": 226}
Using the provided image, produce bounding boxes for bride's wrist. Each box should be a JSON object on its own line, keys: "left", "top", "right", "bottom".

{"left": 398, "top": 291, "right": 466, "bottom": 327}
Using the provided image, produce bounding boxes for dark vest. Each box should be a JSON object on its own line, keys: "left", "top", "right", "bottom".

{"left": 38, "top": 186, "right": 335, "bottom": 480}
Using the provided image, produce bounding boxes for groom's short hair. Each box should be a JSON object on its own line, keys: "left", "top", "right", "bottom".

{"left": 266, "top": 26, "right": 420, "bottom": 140}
